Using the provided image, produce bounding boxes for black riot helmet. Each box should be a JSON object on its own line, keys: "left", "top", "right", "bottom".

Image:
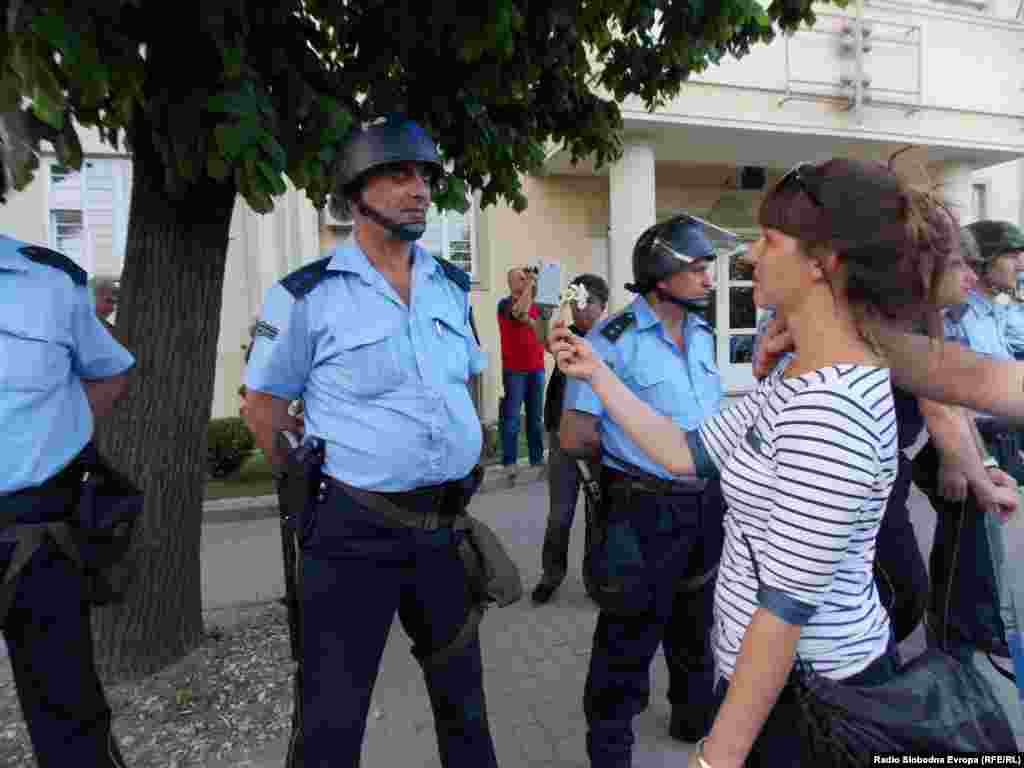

{"left": 334, "top": 115, "right": 444, "bottom": 241}
{"left": 627, "top": 214, "right": 739, "bottom": 312}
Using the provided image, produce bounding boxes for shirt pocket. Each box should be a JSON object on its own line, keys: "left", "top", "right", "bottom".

{"left": 0, "top": 328, "right": 69, "bottom": 392}
{"left": 626, "top": 367, "right": 677, "bottom": 413}
{"left": 333, "top": 327, "right": 405, "bottom": 397}
{"left": 431, "top": 311, "right": 471, "bottom": 384}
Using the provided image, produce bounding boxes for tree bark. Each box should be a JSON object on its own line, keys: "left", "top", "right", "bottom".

{"left": 91, "top": 104, "right": 237, "bottom": 681}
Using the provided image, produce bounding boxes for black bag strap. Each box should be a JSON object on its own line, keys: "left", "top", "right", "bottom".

{"left": 329, "top": 477, "right": 461, "bottom": 531}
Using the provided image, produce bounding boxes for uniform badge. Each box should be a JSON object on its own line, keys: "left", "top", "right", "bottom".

{"left": 253, "top": 320, "right": 279, "bottom": 341}
{"left": 600, "top": 311, "right": 636, "bottom": 343}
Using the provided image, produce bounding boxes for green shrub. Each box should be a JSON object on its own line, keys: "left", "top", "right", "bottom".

{"left": 207, "top": 417, "right": 256, "bottom": 478}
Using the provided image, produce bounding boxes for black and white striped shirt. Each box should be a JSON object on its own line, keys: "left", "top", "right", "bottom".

{"left": 689, "top": 364, "right": 897, "bottom": 681}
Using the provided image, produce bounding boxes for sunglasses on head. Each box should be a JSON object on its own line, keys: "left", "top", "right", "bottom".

{"left": 776, "top": 162, "right": 824, "bottom": 208}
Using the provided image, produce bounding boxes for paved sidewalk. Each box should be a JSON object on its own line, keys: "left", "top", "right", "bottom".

{"left": 205, "top": 480, "right": 698, "bottom": 768}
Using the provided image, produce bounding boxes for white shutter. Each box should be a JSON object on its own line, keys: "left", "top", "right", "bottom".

{"left": 84, "top": 160, "right": 118, "bottom": 277}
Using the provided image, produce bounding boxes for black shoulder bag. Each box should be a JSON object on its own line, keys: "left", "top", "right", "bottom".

{"left": 738, "top": 531, "right": 1016, "bottom": 765}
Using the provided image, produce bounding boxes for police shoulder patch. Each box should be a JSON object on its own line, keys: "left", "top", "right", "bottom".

{"left": 600, "top": 311, "right": 636, "bottom": 343}
{"left": 18, "top": 245, "right": 87, "bottom": 286}
{"left": 253, "top": 320, "right": 279, "bottom": 341}
{"left": 281, "top": 256, "right": 339, "bottom": 299}
{"left": 434, "top": 256, "right": 471, "bottom": 292}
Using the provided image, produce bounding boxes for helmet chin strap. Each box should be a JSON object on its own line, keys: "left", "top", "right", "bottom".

{"left": 356, "top": 198, "right": 426, "bottom": 242}
{"left": 654, "top": 287, "right": 712, "bottom": 314}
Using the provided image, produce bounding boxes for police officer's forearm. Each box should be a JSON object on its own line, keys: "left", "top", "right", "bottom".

{"left": 83, "top": 374, "right": 128, "bottom": 420}
{"left": 921, "top": 399, "right": 992, "bottom": 496}
{"left": 243, "top": 390, "right": 302, "bottom": 470}
{"left": 588, "top": 366, "right": 696, "bottom": 475}
{"left": 878, "top": 327, "right": 1024, "bottom": 424}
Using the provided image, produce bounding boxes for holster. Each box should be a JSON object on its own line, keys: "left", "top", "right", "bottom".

{"left": 582, "top": 460, "right": 713, "bottom": 617}
{"left": 277, "top": 434, "right": 326, "bottom": 542}
{"left": 0, "top": 444, "right": 143, "bottom": 622}
{"left": 71, "top": 445, "right": 145, "bottom": 605}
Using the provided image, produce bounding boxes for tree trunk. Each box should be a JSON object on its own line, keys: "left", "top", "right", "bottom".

{"left": 91, "top": 109, "right": 237, "bottom": 681}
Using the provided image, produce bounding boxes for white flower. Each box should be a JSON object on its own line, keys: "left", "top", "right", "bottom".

{"left": 559, "top": 284, "right": 590, "bottom": 310}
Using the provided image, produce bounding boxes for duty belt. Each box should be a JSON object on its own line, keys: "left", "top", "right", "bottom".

{"left": 602, "top": 466, "right": 706, "bottom": 497}
{"left": 321, "top": 475, "right": 463, "bottom": 530}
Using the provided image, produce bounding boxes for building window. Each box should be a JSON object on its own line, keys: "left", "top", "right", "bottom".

{"left": 48, "top": 158, "right": 132, "bottom": 275}
{"left": 419, "top": 199, "right": 477, "bottom": 279}
{"left": 972, "top": 182, "right": 988, "bottom": 221}
{"left": 50, "top": 210, "right": 85, "bottom": 262}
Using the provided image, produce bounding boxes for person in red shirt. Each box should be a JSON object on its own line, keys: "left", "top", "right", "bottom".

{"left": 497, "top": 267, "right": 548, "bottom": 467}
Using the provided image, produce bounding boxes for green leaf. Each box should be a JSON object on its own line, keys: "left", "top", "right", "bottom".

{"left": 257, "top": 160, "right": 287, "bottom": 196}
{"left": 207, "top": 146, "right": 230, "bottom": 181}
{"left": 214, "top": 120, "right": 260, "bottom": 161}
{"left": 207, "top": 90, "right": 260, "bottom": 118}
{"left": 222, "top": 46, "right": 244, "bottom": 80}
{"left": 31, "top": 88, "right": 64, "bottom": 130}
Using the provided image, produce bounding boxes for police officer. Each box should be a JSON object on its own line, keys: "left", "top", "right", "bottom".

{"left": 532, "top": 273, "right": 609, "bottom": 604}
{"left": 560, "top": 215, "right": 730, "bottom": 766}
{"left": 0, "top": 235, "right": 134, "bottom": 766}
{"left": 969, "top": 220, "right": 1024, "bottom": 362}
{"left": 243, "top": 116, "right": 497, "bottom": 767}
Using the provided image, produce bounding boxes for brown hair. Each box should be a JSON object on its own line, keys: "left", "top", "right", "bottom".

{"left": 758, "top": 159, "right": 953, "bottom": 338}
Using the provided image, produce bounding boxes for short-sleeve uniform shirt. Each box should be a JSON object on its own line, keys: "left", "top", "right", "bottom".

{"left": 245, "top": 242, "right": 486, "bottom": 491}
{"left": 0, "top": 236, "right": 135, "bottom": 494}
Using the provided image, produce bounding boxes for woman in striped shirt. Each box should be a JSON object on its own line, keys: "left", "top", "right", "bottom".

{"left": 550, "top": 159, "right": 954, "bottom": 767}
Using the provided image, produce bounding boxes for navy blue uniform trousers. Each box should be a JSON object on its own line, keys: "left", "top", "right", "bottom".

{"left": 585, "top": 478, "right": 724, "bottom": 768}
{"left": 0, "top": 490, "right": 124, "bottom": 767}
{"left": 298, "top": 483, "right": 498, "bottom": 768}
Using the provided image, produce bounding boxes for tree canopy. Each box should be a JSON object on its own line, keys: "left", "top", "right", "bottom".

{"left": 1, "top": 0, "right": 828, "bottom": 215}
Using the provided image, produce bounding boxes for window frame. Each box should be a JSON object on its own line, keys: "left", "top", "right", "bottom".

{"left": 46, "top": 156, "right": 132, "bottom": 276}
{"left": 420, "top": 194, "right": 479, "bottom": 282}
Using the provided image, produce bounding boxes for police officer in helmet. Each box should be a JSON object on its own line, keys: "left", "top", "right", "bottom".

{"left": 243, "top": 115, "right": 496, "bottom": 767}
{"left": 0, "top": 232, "right": 134, "bottom": 766}
{"left": 560, "top": 214, "right": 732, "bottom": 765}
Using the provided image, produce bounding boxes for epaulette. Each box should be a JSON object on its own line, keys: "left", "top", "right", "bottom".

{"left": 281, "top": 256, "right": 338, "bottom": 299}
{"left": 18, "top": 245, "right": 87, "bottom": 286}
{"left": 600, "top": 311, "right": 635, "bottom": 342}
{"left": 434, "top": 256, "right": 470, "bottom": 292}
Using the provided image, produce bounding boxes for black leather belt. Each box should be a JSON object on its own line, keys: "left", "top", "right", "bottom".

{"left": 602, "top": 467, "right": 704, "bottom": 497}
{"left": 322, "top": 475, "right": 460, "bottom": 523}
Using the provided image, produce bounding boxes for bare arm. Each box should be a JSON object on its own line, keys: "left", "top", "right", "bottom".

{"left": 510, "top": 283, "right": 534, "bottom": 321}
{"left": 558, "top": 409, "right": 602, "bottom": 459}
{"left": 83, "top": 373, "right": 128, "bottom": 420}
{"left": 701, "top": 610, "right": 802, "bottom": 768}
{"left": 919, "top": 400, "right": 983, "bottom": 494}
{"left": 877, "top": 327, "right": 1024, "bottom": 423}
{"left": 243, "top": 390, "right": 304, "bottom": 471}
{"left": 587, "top": 365, "right": 696, "bottom": 475}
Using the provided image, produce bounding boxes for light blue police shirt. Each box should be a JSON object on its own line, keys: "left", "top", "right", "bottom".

{"left": 0, "top": 235, "right": 135, "bottom": 494}
{"left": 944, "top": 290, "right": 1012, "bottom": 360}
{"left": 999, "top": 300, "right": 1024, "bottom": 359}
{"left": 564, "top": 296, "right": 722, "bottom": 480}
{"left": 245, "top": 241, "right": 486, "bottom": 491}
